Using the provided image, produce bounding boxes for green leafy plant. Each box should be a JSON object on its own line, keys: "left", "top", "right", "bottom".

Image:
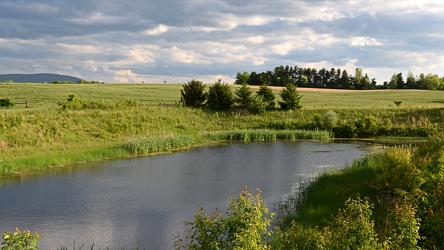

{"left": 180, "top": 80, "right": 207, "bottom": 108}
{"left": 1, "top": 228, "right": 40, "bottom": 250}
{"left": 181, "top": 188, "right": 273, "bottom": 250}
{"left": 278, "top": 83, "right": 302, "bottom": 110}
{"left": 206, "top": 80, "right": 234, "bottom": 110}
{"left": 322, "top": 110, "right": 338, "bottom": 131}
{"left": 0, "top": 98, "right": 15, "bottom": 108}
{"left": 234, "top": 83, "right": 254, "bottom": 108}
{"left": 256, "top": 85, "right": 275, "bottom": 110}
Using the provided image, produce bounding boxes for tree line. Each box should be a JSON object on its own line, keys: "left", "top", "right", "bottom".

{"left": 180, "top": 79, "right": 302, "bottom": 112}
{"left": 235, "top": 65, "right": 444, "bottom": 90}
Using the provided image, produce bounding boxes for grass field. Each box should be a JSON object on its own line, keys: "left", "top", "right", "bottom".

{"left": 2, "top": 83, "right": 444, "bottom": 110}
{"left": 1, "top": 83, "right": 444, "bottom": 181}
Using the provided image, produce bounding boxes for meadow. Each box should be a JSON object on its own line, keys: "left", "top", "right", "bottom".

{"left": 1, "top": 83, "right": 443, "bottom": 181}
{"left": 2, "top": 83, "right": 444, "bottom": 249}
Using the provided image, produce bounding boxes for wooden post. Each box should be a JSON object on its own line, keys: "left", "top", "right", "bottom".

{"left": 26, "top": 101, "right": 29, "bottom": 108}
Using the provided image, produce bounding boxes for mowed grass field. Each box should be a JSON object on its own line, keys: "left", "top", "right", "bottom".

{"left": 1, "top": 83, "right": 444, "bottom": 110}
{"left": 1, "top": 83, "right": 444, "bottom": 180}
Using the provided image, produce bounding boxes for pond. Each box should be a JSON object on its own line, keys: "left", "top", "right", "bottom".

{"left": 0, "top": 141, "right": 372, "bottom": 249}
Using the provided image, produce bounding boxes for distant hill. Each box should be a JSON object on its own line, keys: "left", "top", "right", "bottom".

{"left": 0, "top": 73, "right": 82, "bottom": 83}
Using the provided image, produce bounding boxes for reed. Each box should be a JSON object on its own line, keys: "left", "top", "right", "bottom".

{"left": 284, "top": 154, "right": 381, "bottom": 229}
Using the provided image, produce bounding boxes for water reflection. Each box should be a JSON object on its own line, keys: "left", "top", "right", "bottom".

{"left": 0, "top": 141, "right": 371, "bottom": 249}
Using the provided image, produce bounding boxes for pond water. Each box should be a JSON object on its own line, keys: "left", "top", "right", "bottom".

{"left": 0, "top": 141, "right": 372, "bottom": 249}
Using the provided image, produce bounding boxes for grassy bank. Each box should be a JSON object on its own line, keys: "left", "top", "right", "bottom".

{"left": 269, "top": 137, "right": 444, "bottom": 249}
{"left": 1, "top": 83, "right": 444, "bottom": 182}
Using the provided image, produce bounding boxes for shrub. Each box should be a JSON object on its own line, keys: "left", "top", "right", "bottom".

{"left": 375, "top": 147, "right": 424, "bottom": 192}
{"left": 206, "top": 80, "right": 234, "bottom": 110}
{"left": 1, "top": 228, "right": 40, "bottom": 249}
{"left": 329, "top": 198, "right": 380, "bottom": 249}
{"left": 0, "top": 98, "right": 15, "bottom": 108}
{"left": 278, "top": 83, "right": 302, "bottom": 110}
{"left": 234, "top": 83, "right": 254, "bottom": 108}
{"left": 383, "top": 192, "right": 421, "bottom": 250}
{"left": 180, "top": 80, "right": 207, "bottom": 108}
{"left": 181, "top": 188, "right": 273, "bottom": 250}
{"left": 256, "top": 85, "right": 275, "bottom": 110}
{"left": 323, "top": 110, "right": 338, "bottom": 130}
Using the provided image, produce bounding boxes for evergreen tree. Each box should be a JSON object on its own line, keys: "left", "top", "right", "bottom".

{"left": 180, "top": 79, "right": 206, "bottom": 108}
{"left": 206, "top": 80, "right": 234, "bottom": 110}
{"left": 234, "top": 83, "right": 254, "bottom": 107}
{"left": 279, "top": 83, "right": 302, "bottom": 110}
{"left": 256, "top": 85, "right": 275, "bottom": 110}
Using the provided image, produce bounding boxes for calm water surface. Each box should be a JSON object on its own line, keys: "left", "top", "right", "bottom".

{"left": 0, "top": 141, "right": 371, "bottom": 249}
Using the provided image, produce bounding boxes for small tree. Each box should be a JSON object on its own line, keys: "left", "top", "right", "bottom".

{"left": 234, "top": 83, "right": 254, "bottom": 108}
{"left": 206, "top": 80, "right": 234, "bottom": 110}
{"left": 256, "top": 85, "right": 275, "bottom": 110}
{"left": 279, "top": 83, "right": 302, "bottom": 110}
{"left": 182, "top": 188, "right": 273, "bottom": 250}
{"left": 180, "top": 80, "right": 207, "bottom": 108}
{"left": 234, "top": 71, "right": 250, "bottom": 85}
{"left": 0, "top": 98, "right": 15, "bottom": 108}
{"left": 323, "top": 110, "right": 338, "bottom": 130}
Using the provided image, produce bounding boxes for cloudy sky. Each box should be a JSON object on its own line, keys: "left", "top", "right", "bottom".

{"left": 1, "top": 0, "right": 443, "bottom": 84}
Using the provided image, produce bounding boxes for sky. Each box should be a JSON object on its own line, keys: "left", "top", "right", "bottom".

{"left": 1, "top": 0, "right": 444, "bottom": 84}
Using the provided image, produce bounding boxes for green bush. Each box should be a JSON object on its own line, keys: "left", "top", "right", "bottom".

{"left": 278, "top": 83, "right": 302, "bottom": 110}
{"left": 0, "top": 98, "right": 15, "bottom": 108}
{"left": 329, "top": 198, "right": 380, "bottom": 249}
{"left": 322, "top": 110, "right": 338, "bottom": 130}
{"left": 206, "top": 80, "right": 234, "bottom": 110}
{"left": 234, "top": 83, "right": 254, "bottom": 108}
{"left": 60, "top": 94, "right": 139, "bottom": 110}
{"left": 1, "top": 228, "right": 40, "bottom": 249}
{"left": 256, "top": 85, "right": 275, "bottom": 110}
{"left": 180, "top": 189, "right": 273, "bottom": 250}
{"left": 180, "top": 80, "right": 207, "bottom": 108}
{"left": 375, "top": 147, "right": 424, "bottom": 192}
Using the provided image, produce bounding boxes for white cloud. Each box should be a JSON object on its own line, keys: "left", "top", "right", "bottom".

{"left": 146, "top": 24, "right": 170, "bottom": 36}
{"left": 350, "top": 37, "right": 384, "bottom": 47}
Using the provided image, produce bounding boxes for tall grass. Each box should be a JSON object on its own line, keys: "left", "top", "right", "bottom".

{"left": 281, "top": 154, "right": 382, "bottom": 229}
{"left": 1, "top": 84, "right": 444, "bottom": 181}
{"left": 204, "top": 129, "right": 331, "bottom": 142}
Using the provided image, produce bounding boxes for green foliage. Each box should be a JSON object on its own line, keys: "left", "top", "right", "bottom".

{"left": 278, "top": 83, "right": 302, "bottom": 110}
{"left": 181, "top": 188, "right": 273, "bottom": 250}
{"left": 234, "top": 72, "right": 250, "bottom": 85}
{"left": 180, "top": 80, "right": 207, "bottom": 108}
{"left": 1, "top": 228, "right": 40, "bottom": 250}
{"left": 206, "top": 80, "right": 234, "bottom": 110}
{"left": 61, "top": 94, "right": 139, "bottom": 110}
{"left": 256, "top": 85, "right": 275, "bottom": 110}
{"left": 51, "top": 80, "right": 74, "bottom": 84}
{"left": 270, "top": 222, "right": 329, "bottom": 250}
{"left": 322, "top": 110, "right": 338, "bottom": 130}
{"left": 123, "top": 135, "right": 195, "bottom": 155}
{"left": 0, "top": 98, "right": 14, "bottom": 108}
{"left": 394, "top": 101, "right": 402, "bottom": 106}
{"left": 382, "top": 191, "right": 421, "bottom": 249}
{"left": 205, "top": 129, "right": 331, "bottom": 142}
{"left": 329, "top": 198, "right": 380, "bottom": 249}
{"left": 234, "top": 83, "right": 254, "bottom": 108}
{"left": 375, "top": 147, "right": 424, "bottom": 192}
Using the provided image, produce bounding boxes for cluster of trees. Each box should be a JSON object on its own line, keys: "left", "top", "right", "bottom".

{"left": 180, "top": 80, "right": 302, "bottom": 112}
{"left": 51, "top": 80, "right": 104, "bottom": 84}
{"left": 235, "top": 65, "right": 377, "bottom": 90}
{"left": 236, "top": 65, "right": 444, "bottom": 90}
{"left": 383, "top": 72, "right": 444, "bottom": 90}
